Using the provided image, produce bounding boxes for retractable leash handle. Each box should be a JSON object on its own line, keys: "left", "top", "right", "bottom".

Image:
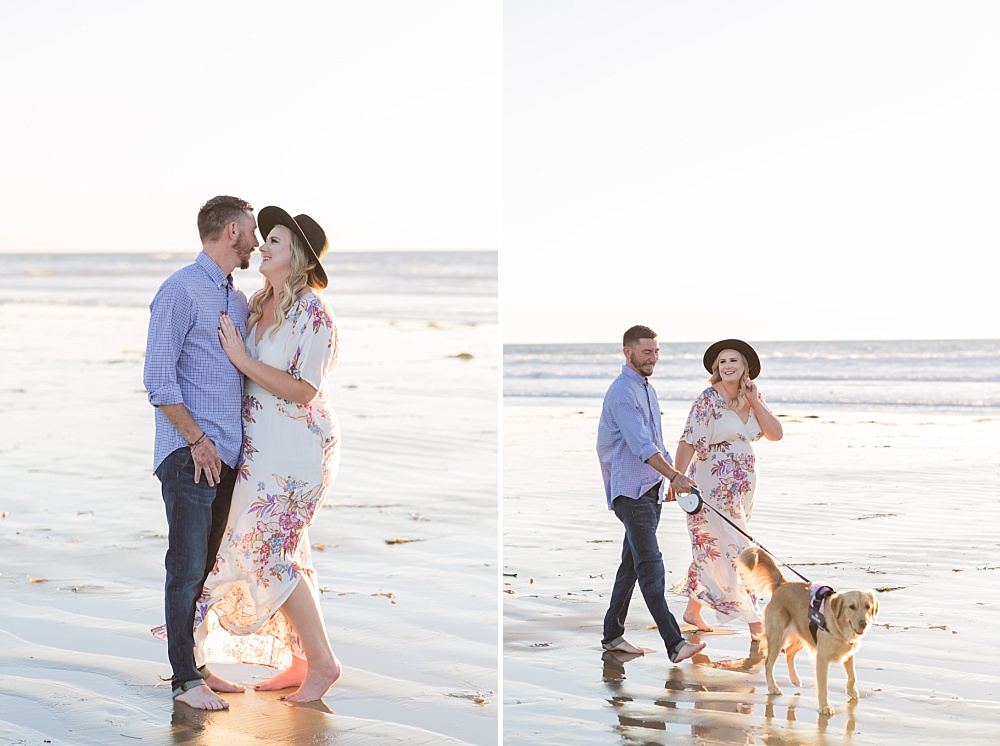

{"left": 674, "top": 485, "right": 704, "bottom": 515}
{"left": 675, "top": 486, "right": 812, "bottom": 584}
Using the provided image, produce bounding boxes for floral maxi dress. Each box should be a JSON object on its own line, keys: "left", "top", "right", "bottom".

{"left": 672, "top": 387, "right": 763, "bottom": 625}
{"left": 194, "top": 291, "right": 340, "bottom": 669}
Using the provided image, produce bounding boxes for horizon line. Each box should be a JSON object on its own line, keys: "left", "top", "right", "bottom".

{"left": 0, "top": 246, "right": 498, "bottom": 255}
{"left": 503, "top": 337, "right": 1000, "bottom": 346}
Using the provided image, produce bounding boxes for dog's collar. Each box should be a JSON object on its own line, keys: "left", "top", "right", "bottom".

{"left": 808, "top": 583, "right": 836, "bottom": 642}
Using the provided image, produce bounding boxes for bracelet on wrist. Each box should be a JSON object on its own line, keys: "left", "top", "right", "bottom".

{"left": 188, "top": 432, "right": 207, "bottom": 449}
{"left": 669, "top": 471, "right": 679, "bottom": 483}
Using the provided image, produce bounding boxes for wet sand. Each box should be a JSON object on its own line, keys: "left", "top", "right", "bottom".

{"left": 0, "top": 300, "right": 498, "bottom": 745}
{"left": 503, "top": 397, "right": 1000, "bottom": 745}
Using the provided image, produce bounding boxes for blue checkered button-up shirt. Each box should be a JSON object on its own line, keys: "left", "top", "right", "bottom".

{"left": 596, "top": 364, "right": 675, "bottom": 510}
{"left": 143, "top": 252, "right": 249, "bottom": 471}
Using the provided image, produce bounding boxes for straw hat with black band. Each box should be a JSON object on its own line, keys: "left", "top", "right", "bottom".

{"left": 702, "top": 339, "right": 761, "bottom": 380}
{"left": 257, "top": 206, "right": 329, "bottom": 289}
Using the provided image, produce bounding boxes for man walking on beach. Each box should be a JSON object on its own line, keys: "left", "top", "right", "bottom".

{"left": 597, "top": 325, "right": 706, "bottom": 664}
{"left": 143, "top": 196, "right": 258, "bottom": 710}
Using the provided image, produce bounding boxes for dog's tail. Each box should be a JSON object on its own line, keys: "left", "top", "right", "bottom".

{"left": 736, "top": 547, "right": 785, "bottom": 596}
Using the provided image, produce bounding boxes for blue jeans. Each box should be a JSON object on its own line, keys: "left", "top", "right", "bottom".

{"left": 155, "top": 447, "right": 236, "bottom": 689}
{"left": 603, "top": 485, "right": 684, "bottom": 656}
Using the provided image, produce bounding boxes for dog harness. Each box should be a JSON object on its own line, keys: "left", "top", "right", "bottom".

{"left": 808, "top": 583, "right": 836, "bottom": 642}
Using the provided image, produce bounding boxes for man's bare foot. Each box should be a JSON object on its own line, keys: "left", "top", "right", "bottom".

{"left": 205, "top": 672, "right": 245, "bottom": 693}
{"left": 175, "top": 682, "right": 229, "bottom": 710}
{"left": 669, "top": 641, "right": 707, "bottom": 664}
{"left": 282, "top": 656, "right": 342, "bottom": 703}
{"left": 603, "top": 639, "right": 646, "bottom": 655}
{"left": 254, "top": 658, "right": 307, "bottom": 692}
{"left": 683, "top": 612, "right": 714, "bottom": 632}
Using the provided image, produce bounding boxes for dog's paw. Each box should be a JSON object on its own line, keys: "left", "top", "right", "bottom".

{"left": 819, "top": 704, "right": 835, "bottom": 716}
{"left": 789, "top": 674, "right": 801, "bottom": 687}
{"left": 847, "top": 687, "right": 859, "bottom": 700}
{"left": 767, "top": 685, "right": 783, "bottom": 696}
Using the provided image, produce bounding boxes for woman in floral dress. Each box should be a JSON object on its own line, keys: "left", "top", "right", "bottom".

{"left": 672, "top": 339, "right": 783, "bottom": 637}
{"left": 199, "top": 206, "right": 341, "bottom": 703}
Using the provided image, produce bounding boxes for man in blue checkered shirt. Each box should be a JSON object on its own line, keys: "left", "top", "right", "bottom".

{"left": 597, "top": 325, "right": 706, "bottom": 664}
{"left": 143, "top": 195, "right": 257, "bottom": 710}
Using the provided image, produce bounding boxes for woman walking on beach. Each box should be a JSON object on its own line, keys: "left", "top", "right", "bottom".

{"left": 672, "top": 339, "right": 782, "bottom": 637}
{"left": 194, "top": 206, "right": 342, "bottom": 703}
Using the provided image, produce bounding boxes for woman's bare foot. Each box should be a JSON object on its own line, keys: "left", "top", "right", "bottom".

{"left": 282, "top": 656, "right": 342, "bottom": 703}
{"left": 205, "top": 672, "right": 245, "bottom": 693}
{"left": 669, "top": 641, "right": 707, "bottom": 664}
{"left": 603, "top": 639, "right": 646, "bottom": 655}
{"left": 175, "top": 682, "right": 229, "bottom": 710}
{"left": 255, "top": 656, "right": 308, "bottom": 691}
{"left": 683, "top": 612, "right": 714, "bottom": 632}
{"left": 748, "top": 621, "right": 764, "bottom": 639}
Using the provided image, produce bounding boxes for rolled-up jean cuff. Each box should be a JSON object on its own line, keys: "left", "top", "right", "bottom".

{"left": 602, "top": 636, "right": 626, "bottom": 650}
{"left": 172, "top": 678, "right": 207, "bottom": 698}
{"left": 668, "top": 639, "right": 685, "bottom": 661}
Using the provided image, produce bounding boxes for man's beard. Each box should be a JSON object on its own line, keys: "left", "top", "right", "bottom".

{"left": 236, "top": 236, "right": 254, "bottom": 270}
{"left": 626, "top": 350, "right": 654, "bottom": 376}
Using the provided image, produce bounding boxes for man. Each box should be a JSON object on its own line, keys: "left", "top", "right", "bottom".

{"left": 143, "top": 195, "right": 258, "bottom": 710}
{"left": 597, "top": 325, "right": 706, "bottom": 664}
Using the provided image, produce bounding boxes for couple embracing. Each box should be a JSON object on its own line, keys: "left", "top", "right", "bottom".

{"left": 143, "top": 196, "right": 341, "bottom": 710}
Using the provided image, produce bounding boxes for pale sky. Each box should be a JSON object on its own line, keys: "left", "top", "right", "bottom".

{"left": 0, "top": 1, "right": 499, "bottom": 252}
{"left": 504, "top": 1, "right": 999, "bottom": 343}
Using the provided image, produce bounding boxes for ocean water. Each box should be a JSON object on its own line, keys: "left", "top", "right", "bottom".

{"left": 0, "top": 250, "right": 498, "bottom": 324}
{"left": 504, "top": 339, "right": 1000, "bottom": 413}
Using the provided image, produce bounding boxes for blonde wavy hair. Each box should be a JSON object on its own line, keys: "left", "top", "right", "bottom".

{"left": 709, "top": 350, "right": 750, "bottom": 412}
{"left": 248, "top": 228, "right": 317, "bottom": 340}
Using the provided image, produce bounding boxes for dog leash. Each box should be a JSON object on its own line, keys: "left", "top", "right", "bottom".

{"left": 676, "top": 486, "right": 813, "bottom": 584}
{"left": 676, "top": 486, "right": 838, "bottom": 640}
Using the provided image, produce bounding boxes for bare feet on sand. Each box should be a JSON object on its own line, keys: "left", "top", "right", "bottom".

{"left": 255, "top": 656, "right": 308, "bottom": 692}
{"left": 175, "top": 683, "right": 230, "bottom": 710}
{"left": 282, "top": 656, "right": 342, "bottom": 703}
{"left": 205, "top": 672, "right": 245, "bottom": 693}
{"left": 683, "top": 612, "right": 714, "bottom": 632}
{"left": 669, "top": 641, "right": 707, "bottom": 664}
{"left": 603, "top": 639, "right": 647, "bottom": 655}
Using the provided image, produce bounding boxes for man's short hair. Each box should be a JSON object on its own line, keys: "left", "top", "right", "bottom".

{"left": 623, "top": 325, "right": 657, "bottom": 347}
{"left": 197, "top": 195, "right": 254, "bottom": 242}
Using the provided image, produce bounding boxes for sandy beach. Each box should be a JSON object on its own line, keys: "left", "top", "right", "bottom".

{"left": 503, "top": 393, "right": 1000, "bottom": 745}
{"left": 0, "top": 252, "right": 498, "bottom": 744}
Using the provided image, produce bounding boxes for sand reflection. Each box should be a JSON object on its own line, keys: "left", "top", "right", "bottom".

{"left": 170, "top": 689, "right": 339, "bottom": 746}
{"left": 601, "top": 637, "right": 862, "bottom": 745}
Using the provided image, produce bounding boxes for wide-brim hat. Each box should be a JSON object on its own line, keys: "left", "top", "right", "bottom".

{"left": 703, "top": 339, "right": 761, "bottom": 380}
{"left": 257, "top": 206, "right": 329, "bottom": 289}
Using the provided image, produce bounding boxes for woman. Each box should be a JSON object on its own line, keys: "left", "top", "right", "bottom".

{"left": 195, "top": 206, "right": 342, "bottom": 703}
{"left": 672, "top": 339, "right": 783, "bottom": 637}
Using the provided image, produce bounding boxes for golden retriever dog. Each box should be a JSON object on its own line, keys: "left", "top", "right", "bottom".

{"left": 737, "top": 547, "right": 879, "bottom": 715}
